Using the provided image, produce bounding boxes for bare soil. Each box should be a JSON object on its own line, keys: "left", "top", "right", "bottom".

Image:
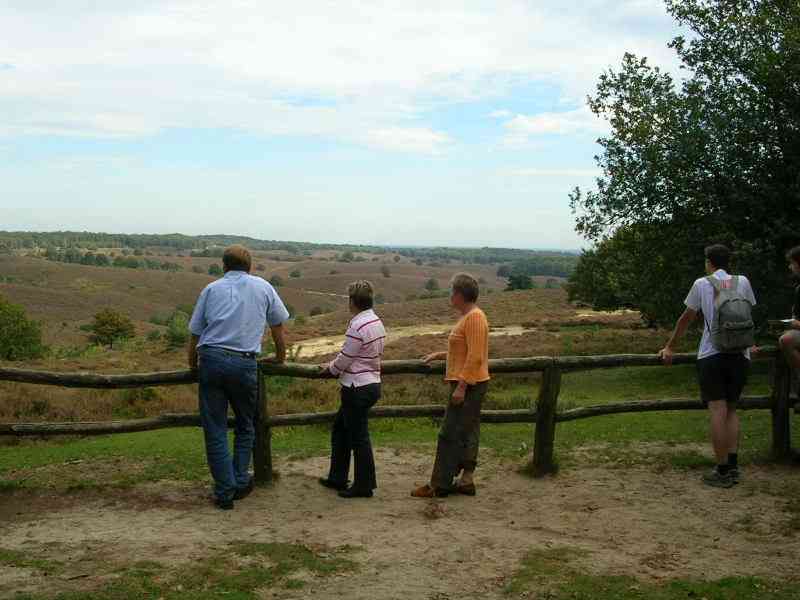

{"left": 2, "top": 449, "right": 799, "bottom": 599}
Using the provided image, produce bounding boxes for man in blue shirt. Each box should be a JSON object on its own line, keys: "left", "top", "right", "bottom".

{"left": 188, "top": 245, "right": 290, "bottom": 509}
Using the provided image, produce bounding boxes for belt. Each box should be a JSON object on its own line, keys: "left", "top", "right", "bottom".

{"left": 205, "top": 346, "right": 258, "bottom": 359}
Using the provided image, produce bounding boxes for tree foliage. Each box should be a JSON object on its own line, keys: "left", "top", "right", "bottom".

{"left": 0, "top": 295, "right": 46, "bottom": 360}
{"left": 90, "top": 308, "right": 135, "bottom": 347}
{"left": 569, "top": 0, "right": 800, "bottom": 325}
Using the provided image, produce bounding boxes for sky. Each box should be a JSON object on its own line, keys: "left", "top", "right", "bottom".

{"left": 0, "top": 1, "right": 684, "bottom": 250}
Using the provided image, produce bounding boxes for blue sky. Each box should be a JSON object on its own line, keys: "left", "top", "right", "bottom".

{"left": 0, "top": 1, "right": 683, "bottom": 249}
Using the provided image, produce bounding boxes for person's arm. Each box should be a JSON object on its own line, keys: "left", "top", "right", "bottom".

{"left": 327, "top": 328, "right": 363, "bottom": 376}
{"left": 266, "top": 324, "right": 287, "bottom": 364}
{"left": 188, "top": 335, "right": 200, "bottom": 370}
{"left": 659, "top": 307, "right": 698, "bottom": 365}
{"left": 422, "top": 351, "right": 447, "bottom": 363}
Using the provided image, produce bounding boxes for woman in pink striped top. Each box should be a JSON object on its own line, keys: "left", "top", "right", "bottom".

{"left": 318, "top": 280, "right": 386, "bottom": 498}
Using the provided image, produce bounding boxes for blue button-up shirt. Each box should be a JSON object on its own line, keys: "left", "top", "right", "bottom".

{"left": 189, "top": 271, "right": 290, "bottom": 354}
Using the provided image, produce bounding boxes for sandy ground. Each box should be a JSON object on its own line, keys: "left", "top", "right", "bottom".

{"left": 2, "top": 449, "right": 800, "bottom": 599}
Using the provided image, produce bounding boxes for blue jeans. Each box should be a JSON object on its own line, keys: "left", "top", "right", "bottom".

{"left": 198, "top": 346, "right": 258, "bottom": 501}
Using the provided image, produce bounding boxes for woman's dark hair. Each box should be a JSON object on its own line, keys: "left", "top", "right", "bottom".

{"left": 222, "top": 245, "right": 252, "bottom": 273}
{"left": 450, "top": 273, "right": 479, "bottom": 303}
{"left": 704, "top": 244, "right": 731, "bottom": 270}
{"left": 348, "top": 280, "right": 374, "bottom": 311}
{"left": 786, "top": 246, "right": 800, "bottom": 265}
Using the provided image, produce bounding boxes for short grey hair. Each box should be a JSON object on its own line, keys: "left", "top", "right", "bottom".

{"left": 450, "top": 273, "right": 479, "bottom": 303}
{"left": 348, "top": 280, "right": 374, "bottom": 311}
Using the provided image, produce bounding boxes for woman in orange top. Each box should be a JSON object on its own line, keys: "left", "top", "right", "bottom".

{"left": 412, "top": 273, "right": 490, "bottom": 498}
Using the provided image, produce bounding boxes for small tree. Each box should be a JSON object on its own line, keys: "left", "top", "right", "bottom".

{"left": 165, "top": 311, "right": 190, "bottom": 347}
{"left": 393, "top": 255, "right": 401, "bottom": 263}
{"left": 496, "top": 265, "right": 511, "bottom": 278}
{"left": 424, "top": 278, "right": 440, "bottom": 292}
{"left": 0, "top": 295, "right": 46, "bottom": 360}
{"left": 90, "top": 308, "right": 135, "bottom": 348}
{"left": 208, "top": 263, "right": 223, "bottom": 276}
{"left": 381, "top": 265, "right": 391, "bottom": 278}
{"left": 505, "top": 274, "right": 534, "bottom": 291}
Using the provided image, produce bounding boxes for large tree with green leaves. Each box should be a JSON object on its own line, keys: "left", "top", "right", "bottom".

{"left": 569, "top": 0, "right": 800, "bottom": 326}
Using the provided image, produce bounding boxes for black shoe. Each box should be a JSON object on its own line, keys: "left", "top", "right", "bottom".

{"left": 319, "top": 477, "right": 349, "bottom": 492}
{"left": 233, "top": 478, "right": 255, "bottom": 500}
{"left": 338, "top": 487, "right": 373, "bottom": 499}
{"left": 214, "top": 496, "right": 234, "bottom": 510}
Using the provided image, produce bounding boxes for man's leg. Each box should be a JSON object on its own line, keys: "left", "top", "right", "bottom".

{"left": 229, "top": 358, "right": 258, "bottom": 490}
{"left": 198, "top": 350, "right": 237, "bottom": 503}
{"left": 457, "top": 382, "right": 486, "bottom": 487}
{"left": 328, "top": 387, "right": 352, "bottom": 485}
{"left": 780, "top": 331, "right": 800, "bottom": 370}
{"left": 708, "top": 400, "right": 730, "bottom": 465}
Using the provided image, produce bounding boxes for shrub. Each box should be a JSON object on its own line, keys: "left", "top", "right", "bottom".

{"left": 146, "top": 330, "right": 162, "bottom": 342}
{"left": 424, "top": 278, "right": 440, "bottom": 292}
{"left": 289, "top": 269, "right": 301, "bottom": 278}
{"left": 309, "top": 306, "right": 325, "bottom": 317}
{"left": 192, "top": 265, "right": 205, "bottom": 274}
{"left": 393, "top": 255, "right": 401, "bottom": 263}
{"left": 255, "top": 263, "right": 266, "bottom": 272}
{"left": 269, "top": 275, "right": 284, "bottom": 287}
{"left": 176, "top": 303, "right": 195, "bottom": 317}
{"left": 0, "top": 295, "right": 46, "bottom": 360}
{"left": 381, "top": 265, "right": 391, "bottom": 278}
{"left": 165, "top": 311, "right": 190, "bottom": 347}
{"left": 294, "top": 315, "right": 307, "bottom": 325}
{"left": 329, "top": 269, "right": 339, "bottom": 275}
{"left": 375, "top": 293, "right": 385, "bottom": 305}
{"left": 90, "top": 308, "right": 135, "bottom": 348}
{"left": 208, "top": 264, "right": 223, "bottom": 276}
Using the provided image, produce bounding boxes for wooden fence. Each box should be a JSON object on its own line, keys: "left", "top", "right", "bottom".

{"left": 0, "top": 347, "right": 794, "bottom": 483}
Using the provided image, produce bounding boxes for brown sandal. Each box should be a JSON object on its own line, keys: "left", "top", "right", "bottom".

{"left": 411, "top": 484, "right": 450, "bottom": 498}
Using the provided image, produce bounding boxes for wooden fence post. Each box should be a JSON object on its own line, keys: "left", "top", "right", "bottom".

{"left": 532, "top": 365, "right": 562, "bottom": 477}
{"left": 771, "top": 356, "right": 793, "bottom": 461}
{"left": 253, "top": 367, "right": 273, "bottom": 484}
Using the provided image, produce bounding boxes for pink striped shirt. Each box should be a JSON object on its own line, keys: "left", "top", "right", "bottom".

{"left": 328, "top": 309, "right": 386, "bottom": 387}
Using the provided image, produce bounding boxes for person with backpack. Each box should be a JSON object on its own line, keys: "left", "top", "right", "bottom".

{"left": 659, "top": 244, "right": 756, "bottom": 488}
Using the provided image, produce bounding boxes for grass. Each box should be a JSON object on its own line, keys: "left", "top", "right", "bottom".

{"left": 503, "top": 547, "right": 800, "bottom": 599}
{"left": 9, "top": 541, "right": 357, "bottom": 600}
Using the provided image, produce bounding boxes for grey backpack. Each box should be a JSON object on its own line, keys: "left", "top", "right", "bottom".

{"left": 705, "top": 275, "right": 755, "bottom": 352}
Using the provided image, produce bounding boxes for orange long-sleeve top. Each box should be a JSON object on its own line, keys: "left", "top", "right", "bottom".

{"left": 445, "top": 307, "right": 490, "bottom": 385}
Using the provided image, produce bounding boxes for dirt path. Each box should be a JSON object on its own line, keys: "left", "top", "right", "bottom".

{"left": 2, "top": 450, "right": 800, "bottom": 599}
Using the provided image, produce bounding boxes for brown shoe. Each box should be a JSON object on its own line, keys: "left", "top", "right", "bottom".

{"left": 411, "top": 484, "right": 450, "bottom": 498}
{"left": 455, "top": 483, "right": 476, "bottom": 496}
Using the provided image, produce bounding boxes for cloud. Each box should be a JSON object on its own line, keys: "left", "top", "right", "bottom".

{"left": 502, "top": 106, "right": 610, "bottom": 145}
{"left": 504, "top": 167, "right": 601, "bottom": 178}
{"left": 489, "top": 109, "right": 512, "bottom": 118}
{"left": 0, "top": 1, "right": 682, "bottom": 150}
{"left": 365, "top": 127, "right": 450, "bottom": 154}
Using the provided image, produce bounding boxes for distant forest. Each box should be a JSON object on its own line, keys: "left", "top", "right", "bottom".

{"left": 0, "top": 231, "right": 579, "bottom": 278}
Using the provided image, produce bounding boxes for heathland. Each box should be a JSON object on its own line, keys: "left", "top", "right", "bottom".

{"left": 1, "top": 236, "right": 799, "bottom": 600}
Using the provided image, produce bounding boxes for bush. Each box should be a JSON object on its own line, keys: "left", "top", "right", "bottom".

{"left": 269, "top": 275, "right": 284, "bottom": 287}
{"left": 165, "top": 311, "right": 190, "bottom": 347}
{"left": 424, "top": 278, "right": 440, "bottom": 292}
{"left": 381, "top": 265, "right": 391, "bottom": 278}
{"left": 208, "top": 263, "right": 223, "bottom": 276}
{"left": 329, "top": 269, "right": 339, "bottom": 275}
{"left": 176, "top": 303, "right": 195, "bottom": 317}
{"left": 289, "top": 269, "right": 301, "bottom": 278}
{"left": 146, "top": 330, "right": 162, "bottom": 342}
{"left": 294, "top": 315, "right": 307, "bottom": 325}
{"left": 255, "top": 263, "right": 266, "bottom": 272}
{"left": 375, "top": 293, "right": 385, "bottom": 305}
{"left": 309, "top": 306, "right": 325, "bottom": 317}
{"left": 0, "top": 295, "right": 46, "bottom": 360}
{"left": 192, "top": 265, "right": 205, "bottom": 274}
{"left": 90, "top": 308, "right": 135, "bottom": 348}
{"left": 393, "top": 255, "right": 401, "bottom": 263}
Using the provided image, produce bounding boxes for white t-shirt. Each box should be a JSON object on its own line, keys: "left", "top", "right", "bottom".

{"left": 684, "top": 269, "right": 756, "bottom": 360}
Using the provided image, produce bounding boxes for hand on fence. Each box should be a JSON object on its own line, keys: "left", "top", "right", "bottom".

{"left": 262, "top": 356, "right": 284, "bottom": 365}
{"left": 422, "top": 352, "right": 445, "bottom": 364}
{"left": 317, "top": 364, "right": 332, "bottom": 378}
{"left": 658, "top": 347, "right": 674, "bottom": 366}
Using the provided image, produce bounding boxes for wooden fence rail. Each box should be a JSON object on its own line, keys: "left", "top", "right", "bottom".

{"left": 0, "top": 347, "right": 794, "bottom": 484}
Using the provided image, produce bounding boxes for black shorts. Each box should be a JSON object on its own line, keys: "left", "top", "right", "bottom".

{"left": 696, "top": 353, "right": 750, "bottom": 404}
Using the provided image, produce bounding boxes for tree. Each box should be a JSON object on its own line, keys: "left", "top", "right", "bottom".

{"left": 381, "top": 265, "right": 391, "bottom": 278}
{"left": 0, "top": 295, "right": 45, "bottom": 360}
{"left": 90, "top": 308, "right": 135, "bottom": 348}
{"left": 208, "top": 263, "right": 223, "bottom": 276}
{"left": 505, "top": 274, "right": 534, "bottom": 291}
{"left": 424, "top": 278, "right": 440, "bottom": 292}
{"left": 95, "top": 253, "right": 110, "bottom": 267}
{"left": 569, "top": 0, "right": 800, "bottom": 325}
{"left": 393, "top": 255, "right": 401, "bottom": 263}
{"left": 165, "top": 311, "right": 190, "bottom": 347}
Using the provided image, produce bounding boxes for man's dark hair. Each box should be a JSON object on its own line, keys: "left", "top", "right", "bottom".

{"left": 222, "top": 245, "right": 252, "bottom": 273}
{"left": 348, "top": 280, "right": 374, "bottom": 311}
{"left": 704, "top": 244, "right": 731, "bottom": 270}
{"left": 786, "top": 246, "right": 800, "bottom": 265}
